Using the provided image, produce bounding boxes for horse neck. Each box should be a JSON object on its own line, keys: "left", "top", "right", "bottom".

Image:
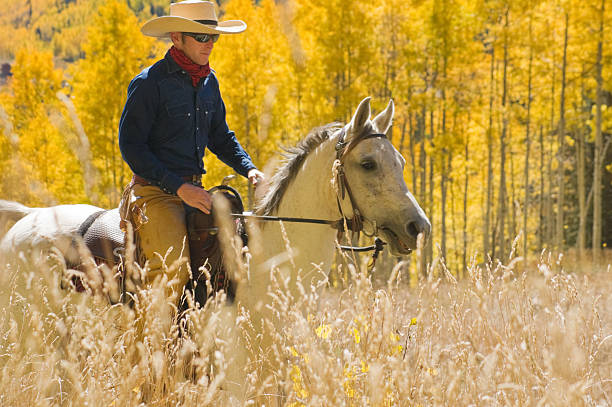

{"left": 241, "top": 139, "right": 340, "bottom": 305}
{"left": 275, "top": 140, "right": 339, "bottom": 222}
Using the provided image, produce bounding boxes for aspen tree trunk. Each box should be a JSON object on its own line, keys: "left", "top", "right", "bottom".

{"left": 441, "top": 147, "right": 448, "bottom": 261}
{"left": 463, "top": 132, "right": 469, "bottom": 275}
{"left": 538, "top": 125, "right": 545, "bottom": 251}
{"left": 510, "top": 138, "right": 517, "bottom": 242}
{"left": 111, "top": 129, "right": 118, "bottom": 205}
{"left": 450, "top": 111, "right": 459, "bottom": 273}
{"left": 419, "top": 110, "right": 427, "bottom": 206}
{"left": 427, "top": 109, "right": 435, "bottom": 271}
{"left": 409, "top": 113, "right": 417, "bottom": 194}
{"left": 451, "top": 164, "right": 459, "bottom": 274}
{"left": 523, "top": 40, "right": 533, "bottom": 269}
{"left": 419, "top": 109, "right": 428, "bottom": 278}
{"left": 497, "top": 9, "right": 509, "bottom": 260}
{"left": 547, "top": 46, "right": 557, "bottom": 247}
{"left": 485, "top": 46, "right": 495, "bottom": 260}
{"left": 592, "top": 0, "right": 605, "bottom": 264}
{"left": 440, "top": 55, "right": 448, "bottom": 262}
{"left": 577, "top": 109, "right": 586, "bottom": 260}
{"left": 546, "top": 136, "right": 555, "bottom": 245}
{"left": 576, "top": 76, "right": 588, "bottom": 260}
{"left": 555, "top": 13, "right": 569, "bottom": 250}
{"left": 398, "top": 118, "right": 407, "bottom": 154}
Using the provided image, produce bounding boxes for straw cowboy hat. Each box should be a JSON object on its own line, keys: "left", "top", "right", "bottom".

{"left": 141, "top": 0, "right": 246, "bottom": 37}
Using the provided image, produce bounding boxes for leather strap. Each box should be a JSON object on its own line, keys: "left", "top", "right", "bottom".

{"left": 132, "top": 174, "right": 202, "bottom": 187}
{"left": 77, "top": 210, "right": 106, "bottom": 237}
{"left": 333, "top": 128, "right": 387, "bottom": 236}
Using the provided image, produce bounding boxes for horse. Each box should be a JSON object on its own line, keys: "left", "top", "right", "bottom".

{"left": 0, "top": 97, "right": 430, "bottom": 404}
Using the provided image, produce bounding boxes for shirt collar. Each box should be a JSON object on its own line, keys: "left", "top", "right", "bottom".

{"left": 164, "top": 50, "right": 182, "bottom": 74}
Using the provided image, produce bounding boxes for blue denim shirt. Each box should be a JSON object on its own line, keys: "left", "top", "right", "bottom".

{"left": 118, "top": 51, "right": 256, "bottom": 194}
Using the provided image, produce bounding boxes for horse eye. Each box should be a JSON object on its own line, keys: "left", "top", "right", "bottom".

{"left": 361, "top": 160, "right": 377, "bottom": 171}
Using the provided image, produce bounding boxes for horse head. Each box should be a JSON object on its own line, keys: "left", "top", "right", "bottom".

{"left": 337, "top": 97, "right": 431, "bottom": 255}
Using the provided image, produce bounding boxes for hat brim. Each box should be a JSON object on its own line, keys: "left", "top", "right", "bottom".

{"left": 141, "top": 16, "right": 246, "bottom": 37}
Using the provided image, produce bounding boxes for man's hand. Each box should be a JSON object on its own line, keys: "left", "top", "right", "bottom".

{"left": 177, "top": 183, "right": 212, "bottom": 214}
{"left": 248, "top": 169, "right": 265, "bottom": 187}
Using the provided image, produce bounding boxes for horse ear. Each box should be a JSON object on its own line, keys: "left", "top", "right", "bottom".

{"left": 349, "top": 97, "right": 372, "bottom": 135}
{"left": 372, "top": 99, "right": 394, "bottom": 135}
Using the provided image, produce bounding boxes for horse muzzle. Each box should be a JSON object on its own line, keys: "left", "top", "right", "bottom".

{"left": 379, "top": 215, "right": 431, "bottom": 256}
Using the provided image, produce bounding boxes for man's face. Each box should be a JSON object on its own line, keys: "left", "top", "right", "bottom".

{"left": 171, "top": 32, "right": 214, "bottom": 66}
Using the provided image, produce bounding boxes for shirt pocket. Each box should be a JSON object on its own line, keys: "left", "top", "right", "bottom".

{"left": 166, "top": 102, "right": 191, "bottom": 119}
{"left": 159, "top": 102, "right": 193, "bottom": 143}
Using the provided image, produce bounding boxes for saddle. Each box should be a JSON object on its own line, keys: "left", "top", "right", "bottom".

{"left": 182, "top": 185, "right": 246, "bottom": 308}
{"left": 72, "top": 185, "right": 246, "bottom": 308}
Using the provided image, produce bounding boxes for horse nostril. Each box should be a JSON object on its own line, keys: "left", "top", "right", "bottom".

{"left": 407, "top": 221, "right": 420, "bottom": 238}
{"left": 406, "top": 218, "right": 431, "bottom": 240}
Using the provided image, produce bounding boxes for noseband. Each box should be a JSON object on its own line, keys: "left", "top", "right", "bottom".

{"left": 333, "top": 127, "right": 387, "bottom": 238}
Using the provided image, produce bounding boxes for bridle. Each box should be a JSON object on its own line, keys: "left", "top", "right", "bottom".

{"left": 225, "top": 126, "right": 389, "bottom": 266}
{"left": 333, "top": 126, "right": 387, "bottom": 239}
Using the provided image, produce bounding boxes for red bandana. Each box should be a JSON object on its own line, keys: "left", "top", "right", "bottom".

{"left": 169, "top": 46, "right": 211, "bottom": 87}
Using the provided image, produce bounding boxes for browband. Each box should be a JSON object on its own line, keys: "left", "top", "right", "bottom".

{"left": 335, "top": 127, "right": 387, "bottom": 160}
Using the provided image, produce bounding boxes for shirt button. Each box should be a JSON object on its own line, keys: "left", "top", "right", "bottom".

{"left": 196, "top": 127, "right": 199, "bottom": 131}
{"left": 187, "top": 113, "right": 191, "bottom": 117}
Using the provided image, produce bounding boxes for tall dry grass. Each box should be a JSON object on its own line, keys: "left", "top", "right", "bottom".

{"left": 0, "top": 244, "right": 610, "bottom": 406}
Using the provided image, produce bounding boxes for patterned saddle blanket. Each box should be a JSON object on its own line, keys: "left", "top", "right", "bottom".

{"left": 77, "top": 208, "right": 124, "bottom": 267}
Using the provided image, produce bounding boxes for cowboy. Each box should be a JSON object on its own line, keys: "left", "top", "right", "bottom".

{"left": 118, "top": 0, "right": 264, "bottom": 306}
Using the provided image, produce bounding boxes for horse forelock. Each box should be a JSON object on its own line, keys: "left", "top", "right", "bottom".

{"left": 346, "top": 121, "right": 377, "bottom": 150}
{"left": 256, "top": 122, "right": 343, "bottom": 216}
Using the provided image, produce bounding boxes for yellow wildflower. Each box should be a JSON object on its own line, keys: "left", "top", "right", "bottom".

{"left": 291, "top": 365, "right": 309, "bottom": 399}
{"left": 344, "top": 381, "right": 355, "bottom": 398}
{"left": 290, "top": 346, "right": 310, "bottom": 363}
{"left": 344, "top": 365, "right": 354, "bottom": 378}
{"left": 390, "top": 332, "right": 403, "bottom": 354}
{"left": 315, "top": 323, "right": 331, "bottom": 339}
{"left": 352, "top": 327, "right": 361, "bottom": 344}
{"left": 343, "top": 366, "right": 355, "bottom": 398}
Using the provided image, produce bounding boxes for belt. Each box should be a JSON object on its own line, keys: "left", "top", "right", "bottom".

{"left": 132, "top": 174, "right": 202, "bottom": 187}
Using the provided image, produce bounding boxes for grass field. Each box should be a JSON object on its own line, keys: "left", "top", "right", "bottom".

{"left": 0, "top": 247, "right": 610, "bottom": 406}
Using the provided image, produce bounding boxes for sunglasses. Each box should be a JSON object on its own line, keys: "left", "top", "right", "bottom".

{"left": 183, "top": 32, "right": 220, "bottom": 43}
